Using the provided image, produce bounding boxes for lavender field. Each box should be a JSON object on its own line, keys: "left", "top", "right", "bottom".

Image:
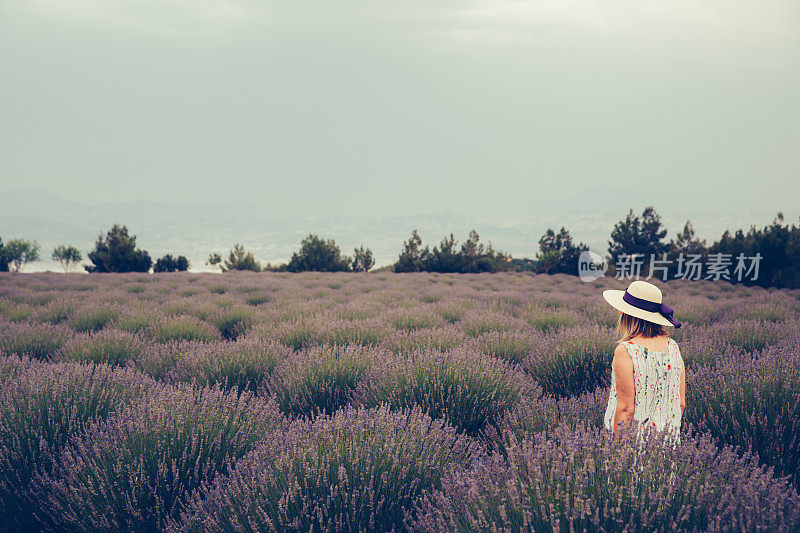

{"left": 1, "top": 272, "right": 799, "bottom": 532}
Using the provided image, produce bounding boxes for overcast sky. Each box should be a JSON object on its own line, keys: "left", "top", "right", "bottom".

{"left": 1, "top": 0, "right": 798, "bottom": 216}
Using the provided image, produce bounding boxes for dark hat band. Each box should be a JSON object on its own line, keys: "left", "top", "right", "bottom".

{"left": 622, "top": 290, "right": 681, "bottom": 328}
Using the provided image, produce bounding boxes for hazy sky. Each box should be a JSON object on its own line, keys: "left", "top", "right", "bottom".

{"left": 1, "top": 0, "right": 798, "bottom": 216}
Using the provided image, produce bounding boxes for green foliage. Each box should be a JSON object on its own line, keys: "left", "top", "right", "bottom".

{"left": 394, "top": 229, "right": 511, "bottom": 273}
{"left": 525, "top": 308, "right": 582, "bottom": 332}
{"left": 155, "top": 317, "right": 221, "bottom": 343}
{"left": 524, "top": 328, "right": 616, "bottom": 397}
{"left": 4, "top": 239, "right": 40, "bottom": 273}
{"left": 672, "top": 220, "right": 707, "bottom": 255}
{"left": 708, "top": 212, "right": 800, "bottom": 289}
{"left": 661, "top": 221, "right": 709, "bottom": 279}
{"left": 85, "top": 225, "right": 152, "bottom": 273}
{"left": 36, "top": 387, "right": 280, "bottom": 532}
{"left": 51, "top": 245, "right": 82, "bottom": 272}
{"left": 68, "top": 306, "right": 121, "bottom": 333}
{"left": 608, "top": 206, "right": 669, "bottom": 275}
{"left": 180, "top": 406, "right": 471, "bottom": 533}
{"left": 534, "top": 227, "right": 588, "bottom": 275}
{"left": 0, "top": 360, "right": 152, "bottom": 531}
{"left": 171, "top": 338, "right": 289, "bottom": 392}
{"left": 395, "top": 229, "right": 425, "bottom": 273}
{"left": 686, "top": 350, "right": 800, "bottom": 489}
{"left": 244, "top": 292, "right": 270, "bottom": 306}
{"left": 388, "top": 308, "right": 445, "bottom": 331}
{"left": 473, "top": 331, "right": 536, "bottom": 365}
{"left": 352, "top": 245, "right": 375, "bottom": 272}
{"left": 360, "top": 350, "right": 534, "bottom": 437}
{"left": 206, "top": 252, "right": 222, "bottom": 271}
{"left": 0, "top": 237, "right": 7, "bottom": 272}
{"left": 34, "top": 303, "right": 75, "bottom": 325}
{"left": 62, "top": 331, "right": 146, "bottom": 367}
{"left": 424, "top": 233, "right": 462, "bottom": 273}
{"left": 153, "top": 254, "right": 190, "bottom": 273}
{"left": 459, "top": 311, "right": 516, "bottom": 337}
{"left": 208, "top": 307, "right": 254, "bottom": 340}
{"left": 0, "top": 323, "right": 71, "bottom": 361}
{"left": 270, "top": 346, "right": 373, "bottom": 418}
{"left": 222, "top": 244, "right": 260, "bottom": 272}
{"left": 286, "top": 234, "right": 352, "bottom": 272}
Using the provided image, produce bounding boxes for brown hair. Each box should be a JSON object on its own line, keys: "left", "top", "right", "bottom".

{"left": 616, "top": 311, "right": 667, "bottom": 342}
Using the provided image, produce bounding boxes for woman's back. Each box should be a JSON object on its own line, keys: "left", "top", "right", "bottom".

{"left": 604, "top": 336, "right": 684, "bottom": 436}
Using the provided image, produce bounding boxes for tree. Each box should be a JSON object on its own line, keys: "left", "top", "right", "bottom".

{"left": 608, "top": 206, "right": 668, "bottom": 275}
{"left": 640, "top": 206, "right": 669, "bottom": 257}
{"left": 394, "top": 230, "right": 425, "bottom": 273}
{"left": 461, "top": 230, "right": 485, "bottom": 273}
{"left": 85, "top": 225, "right": 152, "bottom": 273}
{"left": 423, "top": 234, "right": 464, "bottom": 273}
{"left": 4, "top": 239, "right": 40, "bottom": 273}
{"left": 52, "top": 245, "right": 83, "bottom": 272}
{"left": 395, "top": 229, "right": 511, "bottom": 274}
{"left": 206, "top": 253, "right": 222, "bottom": 271}
{"left": 0, "top": 237, "right": 8, "bottom": 272}
{"left": 671, "top": 221, "right": 707, "bottom": 255}
{"left": 708, "top": 213, "right": 800, "bottom": 289}
{"left": 662, "top": 221, "right": 707, "bottom": 278}
{"left": 608, "top": 209, "right": 639, "bottom": 265}
{"left": 223, "top": 244, "right": 261, "bottom": 272}
{"left": 154, "top": 254, "right": 190, "bottom": 273}
{"left": 286, "top": 234, "right": 351, "bottom": 272}
{"left": 352, "top": 246, "right": 375, "bottom": 272}
{"left": 534, "top": 227, "right": 588, "bottom": 275}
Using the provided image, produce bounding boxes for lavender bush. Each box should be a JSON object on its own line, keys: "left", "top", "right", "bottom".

{"left": 383, "top": 326, "right": 468, "bottom": 355}
{"left": 34, "top": 384, "right": 284, "bottom": 532}
{"left": 67, "top": 304, "right": 121, "bottom": 333}
{"left": 413, "top": 424, "right": 800, "bottom": 532}
{"left": 170, "top": 336, "right": 291, "bottom": 392}
{"left": 522, "top": 325, "right": 616, "bottom": 397}
{"left": 268, "top": 345, "right": 375, "bottom": 418}
{"left": 685, "top": 342, "right": 800, "bottom": 488}
{"left": 60, "top": 329, "right": 150, "bottom": 367}
{"left": 177, "top": 406, "right": 475, "bottom": 532}
{"left": 524, "top": 307, "right": 582, "bottom": 332}
{"left": 0, "top": 356, "right": 154, "bottom": 530}
{"left": 358, "top": 349, "right": 538, "bottom": 437}
{"left": 155, "top": 315, "right": 221, "bottom": 343}
{"left": 0, "top": 271, "right": 796, "bottom": 531}
{"left": 0, "top": 320, "right": 72, "bottom": 360}
{"left": 494, "top": 385, "right": 609, "bottom": 448}
{"left": 208, "top": 306, "right": 254, "bottom": 340}
{"left": 272, "top": 316, "right": 388, "bottom": 349}
{"left": 33, "top": 301, "right": 75, "bottom": 324}
{"left": 115, "top": 307, "right": 163, "bottom": 335}
{"left": 470, "top": 330, "right": 537, "bottom": 365}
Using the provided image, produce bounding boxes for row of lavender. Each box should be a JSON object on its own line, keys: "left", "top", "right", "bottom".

{"left": 1, "top": 272, "right": 799, "bottom": 531}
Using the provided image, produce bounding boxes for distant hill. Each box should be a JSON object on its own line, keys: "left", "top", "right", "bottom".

{"left": 0, "top": 189, "right": 792, "bottom": 272}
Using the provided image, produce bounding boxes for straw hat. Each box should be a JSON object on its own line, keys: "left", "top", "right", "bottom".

{"left": 602, "top": 280, "right": 681, "bottom": 328}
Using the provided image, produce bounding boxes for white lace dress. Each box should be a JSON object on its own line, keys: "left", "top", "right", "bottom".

{"left": 603, "top": 338, "right": 684, "bottom": 438}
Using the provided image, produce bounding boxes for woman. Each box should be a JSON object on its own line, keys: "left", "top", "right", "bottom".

{"left": 602, "top": 280, "right": 685, "bottom": 439}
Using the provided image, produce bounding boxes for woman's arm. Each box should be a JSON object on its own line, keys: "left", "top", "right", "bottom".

{"left": 612, "top": 343, "right": 635, "bottom": 435}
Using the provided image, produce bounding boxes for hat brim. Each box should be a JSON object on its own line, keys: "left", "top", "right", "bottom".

{"left": 602, "top": 289, "right": 675, "bottom": 328}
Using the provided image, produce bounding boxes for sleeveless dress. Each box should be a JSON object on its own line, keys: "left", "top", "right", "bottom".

{"left": 603, "top": 338, "right": 684, "bottom": 439}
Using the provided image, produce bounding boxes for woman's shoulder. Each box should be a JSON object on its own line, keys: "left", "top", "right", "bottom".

{"left": 612, "top": 342, "right": 634, "bottom": 369}
{"left": 614, "top": 340, "right": 637, "bottom": 358}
